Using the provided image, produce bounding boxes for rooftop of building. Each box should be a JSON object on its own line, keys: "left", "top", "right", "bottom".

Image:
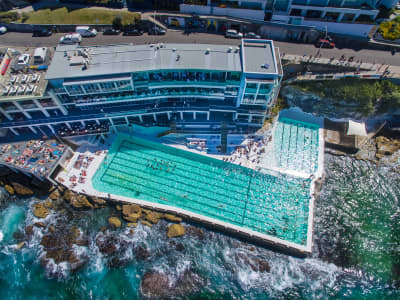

{"left": 0, "top": 47, "right": 52, "bottom": 102}
{"left": 46, "top": 41, "right": 279, "bottom": 81}
{"left": 242, "top": 39, "right": 277, "bottom": 74}
{"left": 46, "top": 43, "right": 243, "bottom": 80}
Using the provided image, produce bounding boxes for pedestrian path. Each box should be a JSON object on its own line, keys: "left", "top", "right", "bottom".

{"left": 282, "top": 54, "right": 400, "bottom": 79}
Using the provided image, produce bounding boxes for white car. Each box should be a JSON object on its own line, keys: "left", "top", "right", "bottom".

{"left": 225, "top": 29, "right": 243, "bottom": 39}
{"left": 59, "top": 33, "right": 82, "bottom": 44}
{"left": 0, "top": 26, "right": 7, "bottom": 34}
{"left": 17, "top": 54, "right": 31, "bottom": 65}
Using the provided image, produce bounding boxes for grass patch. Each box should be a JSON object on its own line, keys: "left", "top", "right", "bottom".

{"left": 22, "top": 7, "right": 140, "bottom": 25}
{"left": 290, "top": 79, "right": 400, "bottom": 116}
{"left": 379, "top": 16, "right": 400, "bottom": 40}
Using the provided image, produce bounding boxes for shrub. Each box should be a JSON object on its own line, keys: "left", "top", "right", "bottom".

{"left": 21, "top": 12, "right": 29, "bottom": 23}
{"left": 290, "top": 79, "right": 400, "bottom": 116}
{"left": 112, "top": 15, "right": 122, "bottom": 30}
{"left": 379, "top": 20, "right": 400, "bottom": 40}
{"left": 0, "top": 11, "right": 19, "bottom": 23}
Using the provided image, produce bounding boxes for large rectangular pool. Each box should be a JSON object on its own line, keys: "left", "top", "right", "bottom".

{"left": 92, "top": 134, "right": 313, "bottom": 246}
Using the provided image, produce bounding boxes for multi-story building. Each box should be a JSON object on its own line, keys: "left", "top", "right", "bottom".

{"left": 0, "top": 39, "right": 282, "bottom": 140}
{"left": 181, "top": 0, "right": 398, "bottom": 37}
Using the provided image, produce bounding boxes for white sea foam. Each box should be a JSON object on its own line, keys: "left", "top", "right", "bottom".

{"left": 0, "top": 231, "right": 3, "bottom": 242}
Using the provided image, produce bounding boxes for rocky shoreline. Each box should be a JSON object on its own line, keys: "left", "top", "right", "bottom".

{"left": 0, "top": 169, "right": 271, "bottom": 298}
{"left": 326, "top": 135, "right": 400, "bottom": 170}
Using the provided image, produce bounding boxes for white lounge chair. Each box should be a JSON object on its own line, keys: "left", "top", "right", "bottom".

{"left": 17, "top": 85, "right": 26, "bottom": 94}
{"left": 2, "top": 86, "right": 10, "bottom": 95}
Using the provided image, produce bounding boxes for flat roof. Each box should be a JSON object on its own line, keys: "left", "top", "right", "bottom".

{"left": 0, "top": 48, "right": 52, "bottom": 101}
{"left": 46, "top": 43, "right": 243, "bottom": 80}
{"left": 242, "top": 39, "right": 277, "bottom": 74}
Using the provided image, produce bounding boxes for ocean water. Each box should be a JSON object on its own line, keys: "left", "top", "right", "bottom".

{"left": 0, "top": 153, "right": 399, "bottom": 299}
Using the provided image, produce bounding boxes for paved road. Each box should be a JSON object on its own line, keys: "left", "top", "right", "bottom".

{"left": 1, "top": 31, "right": 398, "bottom": 66}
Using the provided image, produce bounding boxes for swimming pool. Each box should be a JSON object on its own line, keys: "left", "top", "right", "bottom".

{"left": 93, "top": 134, "right": 312, "bottom": 246}
{"left": 274, "top": 117, "right": 320, "bottom": 175}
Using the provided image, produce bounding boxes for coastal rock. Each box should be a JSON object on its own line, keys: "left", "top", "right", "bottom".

{"left": 49, "top": 189, "right": 61, "bottom": 201}
{"left": 4, "top": 184, "right": 14, "bottom": 195}
{"left": 108, "top": 217, "right": 122, "bottom": 228}
{"left": 140, "top": 220, "right": 153, "bottom": 228}
{"left": 167, "top": 224, "right": 185, "bottom": 238}
{"left": 122, "top": 204, "right": 142, "bottom": 222}
{"left": 116, "top": 205, "right": 122, "bottom": 211}
{"left": 34, "top": 222, "right": 46, "bottom": 228}
{"left": 96, "top": 235, "right": 118, "bottom": 256}
{"left": 144, "top": 211, "right": 162, "bottom": 224}
{"left": 376, "top": 136, "right": 400, "bottom": 157}
{"left": 64, "top": 190, "right": 94, "bottom": 209}
{"left": 11, "top": 182, "right": 33, "bottom": 196}
{"left": 25, "top": 225, "right": 33, "bottom": 237}
{"left": 123, "top": 212, "right": 141, "bottom": 223}
{"left": 135, "top": 245, "right": 150, "bottom": 261}
{"left": 163, "top": 213, "right": 182, "bottom": 223}
{"left": 16, "top": 241, "right": 25, "bottom": 250}
{"left": 33, "top": 203, "right": 50, "bottom": 219}
{"left": 170, "top": 240, "right": 185, "bottom": 252}
{"left": 49, "top": 225, "right": 55, "bottom": 232}
{"left": 174, "top": 269, "right": 205, "bottom": 296}
{"left": 91, "top": 196, "right": 106, "bottom": 206}
{"left": 68, "top": 251, "right": 87, "bottom": 272}
{"left": 127, "top": 222, "right": 137, "bottom": 228}
{"left": 256, "top": 259, "right": 271, "bottom": 272}
{"left": 235, "top": 253, "right": 270, "bottom": 273}
{"left": 186, "top": 226, "right": 205, "bottom": 240}
{"left": 140, "top": 271, "right": 170, "bottom": 298}
{"left": 45, "top": 199, "right": 54, "bottom": 209}
{"left": 122, "top": 204, "right": 142, "bottom": 216}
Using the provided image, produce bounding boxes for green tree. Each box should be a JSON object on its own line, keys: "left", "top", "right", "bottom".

{"left": 112, "top": 15, "right": 122, "bottom": 30}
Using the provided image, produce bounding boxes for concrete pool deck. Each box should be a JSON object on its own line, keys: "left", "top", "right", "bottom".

{"left": 56, "top": 115, "right": 324, "bottom": 256}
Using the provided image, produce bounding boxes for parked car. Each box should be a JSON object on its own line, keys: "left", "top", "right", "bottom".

{"left": 75, "top": 26, "right": 97, "bottom": 37}
{"left": 245, "top": 32, "right": 261, "bottom": 39}
{"left": 17, "top": 54, "right": 30, "bottom": 65}
{"left": 315, "top": 38, "right": 335, "bottom": 49}
{"left": 103, "top": 28, "right": 121, "bottom": 35}
{"left": 225, "top": 29, "right": 243, "bottom": 39}
{"left": 59, "top": 33, "right": 82, "bottom": 44}
{"left": 32, "top": 28, "right": 52, "bottom": 37}
{"left": 148, "top": 27, "right": 166, "bottom": 35}
{"left": 123, "top": 29, "right": 144, "bottom": 36}
{"left": 0, "top": 26, "right": 7, "bottom": 35}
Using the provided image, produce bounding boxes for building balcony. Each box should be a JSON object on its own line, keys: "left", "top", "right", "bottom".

{"left": 74, "top": 90, "right": 230, "bottom": 106}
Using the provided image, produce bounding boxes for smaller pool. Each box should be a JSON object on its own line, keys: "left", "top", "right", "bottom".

{"left": 274, "top": 117, "right": 320, "bottom": 175}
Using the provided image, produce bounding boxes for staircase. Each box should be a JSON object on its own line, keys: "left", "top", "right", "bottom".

{"left": 220, "top": 122, "right": 228, "bottom": 154}
{"left": 146, "top": 15, "right": 168, "bottom": 31}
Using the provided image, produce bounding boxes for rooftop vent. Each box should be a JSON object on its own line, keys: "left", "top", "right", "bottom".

{"left": 172, "top": 48, "right": 177, "bottom": 52}
{"left": 261, "top": 63, "right": 270, "bottom": 69}
{"left": 235, "top": 47, "right": 240, "bottom": 53}
{"left": 205, "top": 48, "right": 211, "bottom": 55}
{"left": 176, "top": 54, "right": 180, "bottom": 61}
{"left": 227, "top": 47, "right": 233, "bottom": 53}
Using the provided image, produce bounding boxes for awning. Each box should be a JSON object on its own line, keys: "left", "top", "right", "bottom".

{"left": 346, "top": 120, "right": 367, "bottom": 137}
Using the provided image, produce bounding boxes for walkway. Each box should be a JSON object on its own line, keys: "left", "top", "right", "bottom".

{"left": 282, "top": 54, "right": 400, "bottom": 79}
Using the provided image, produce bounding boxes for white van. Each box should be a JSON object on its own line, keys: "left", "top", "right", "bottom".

{"left": 75, "top": 26, "right": 97, "bottom": 37}
{"left": 59, "top": 33, "right": 82, "bottom": 44}
{"left": 225, "top": 29, "right": 243, "bottom": 39}
{"left": 33, "top": 47, "right": 48, "bottom": 64}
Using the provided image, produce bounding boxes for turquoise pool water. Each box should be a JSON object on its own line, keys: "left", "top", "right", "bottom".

{"left": 93, "top": 135, "right": 312, "bottom": 246}
{"left": 274, "top": 117, "right": 320, "bottom": 175}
